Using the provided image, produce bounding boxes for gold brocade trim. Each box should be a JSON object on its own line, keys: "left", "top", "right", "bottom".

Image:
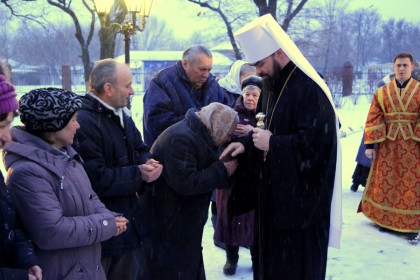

{"left": 384, "top": 112, "right": 419, "bottom": 120}
{"left": 383, "top": 113, "right": 418, "bottom": 140}
{"left": 413, "top": 123, "right": 420, "bottom": 141}
{"left": 361, "top": 214, "right": 419, "bottom": 233}
{"left": 362, "top": 196, "right": 420, "bottom": 215}
{"left": 386, "top": 83, "right": 398, "bottom": 112}
{"left": 385, "top": 79, "right": 420, "bottom": 113}
{"left": 365, "top": 124, "right": 384, "bottom": 131}
{"left": 406, "top": 83, "right": 419, "bottom": 108}
{"left": 385, "top": 119, "right": 416, "bottom": 123}
{"left": 377, "top": 86, "right": 386, "bottom": 112}
{"left": 364, "top": 124, "right": 386, "bottom": 143}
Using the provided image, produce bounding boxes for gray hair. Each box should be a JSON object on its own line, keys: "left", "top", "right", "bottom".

{"left": 243, "top": 84, "right": 261, "bottom": 93}
{"left": 88, "top": 58, "right": 118, "bottom": 94}
{"left": 182, "top": 45, "right": 212, "bottom": 64}
{"left": 240, "top": 63, "right": 256, "bottom": 77}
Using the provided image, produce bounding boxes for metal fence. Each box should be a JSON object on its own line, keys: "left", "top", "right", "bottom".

{"left": 10, "top": 64, "right": 394, "bottom": 108}
{"left": 11, "top": 66, "right": 145, "bottom": 96}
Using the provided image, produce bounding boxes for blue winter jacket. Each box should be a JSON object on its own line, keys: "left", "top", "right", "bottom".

{"left": 142, "top": 61, "right": 231, "bottom": 146}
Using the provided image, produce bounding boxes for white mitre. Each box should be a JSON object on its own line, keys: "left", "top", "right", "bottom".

{"left": 235, "top": 14, "right": 343, "bottom": 249}
{"left": 234, "top": 14, "right": 337, "bottom": 108}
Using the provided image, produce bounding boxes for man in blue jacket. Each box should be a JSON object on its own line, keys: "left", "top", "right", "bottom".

{"left": 143, "top": 44, "right": 232, "bottom": 146}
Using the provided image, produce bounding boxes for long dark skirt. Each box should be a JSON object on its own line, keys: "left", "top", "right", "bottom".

{"left": 214, "top": 188, "right": 254, "bottom": 247}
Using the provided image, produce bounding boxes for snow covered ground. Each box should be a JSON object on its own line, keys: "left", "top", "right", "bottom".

{"left": 3, "top": 94, "right": 418, "bottom": 280}
{"left": 123, "top": 94, "right": 420, "bottom": 280}
{"left": 198, "top": 97, "right": 420, "bottom": 280}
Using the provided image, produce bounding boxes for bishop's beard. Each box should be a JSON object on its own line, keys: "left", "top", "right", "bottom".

{"left": 262, "top": 59, "right": 283, "bottom": 94}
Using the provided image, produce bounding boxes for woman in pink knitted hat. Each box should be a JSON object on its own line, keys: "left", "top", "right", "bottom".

{"left": 0, "top": 61, "right": 42, "bottom": 280}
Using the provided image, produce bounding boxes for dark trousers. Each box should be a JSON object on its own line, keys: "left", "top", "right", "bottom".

{"left": 226, "top": 245, "right": 239, "bottom": 263}
{"left": 226, "top": 245, "right": 255, "bottom": 267}
{"left": 102, "top": 251, "right": 133, "bottom": 280}
{"left": 352, "top": 164, "right": 370, "bottom": 186}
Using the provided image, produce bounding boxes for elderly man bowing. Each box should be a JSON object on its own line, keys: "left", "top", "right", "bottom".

{"left": 221, "top": 14, "right": 342, "bottom": 280}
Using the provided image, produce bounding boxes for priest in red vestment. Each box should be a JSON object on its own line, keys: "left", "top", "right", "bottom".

{"left": 362, "top": 52, "right": 420, "bottom": 244}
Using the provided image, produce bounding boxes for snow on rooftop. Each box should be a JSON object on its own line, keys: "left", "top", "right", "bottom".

{"left": 116, "top": 50, "right": 233, "bottom": 66}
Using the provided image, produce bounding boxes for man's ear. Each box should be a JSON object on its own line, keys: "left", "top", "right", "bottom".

{"left": 103, "top": 83, "right": 113, "bottom": 96}
{"left": 182, "top": 59, "right": 188, "bottom": 70}
{"left": 276, "top": 49, "right": 285, "bottom": 58}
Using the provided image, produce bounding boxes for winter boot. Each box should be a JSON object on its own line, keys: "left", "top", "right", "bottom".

{"left": 223, "top": 260, "right": 238, "bottom": 276}
{"left": 350, "top": 183, "right": 359, "bottom": 192}
{"left": 407, "top": 233, "right": 419, "bottom": 244}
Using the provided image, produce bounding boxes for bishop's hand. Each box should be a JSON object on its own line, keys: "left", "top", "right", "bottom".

{"left": 252, "top": 127, "right": 272, "bottom": 151}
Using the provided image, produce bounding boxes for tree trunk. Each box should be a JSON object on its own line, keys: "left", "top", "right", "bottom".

{"left": 81, "top": 46, "right": 91, "bottom": 90}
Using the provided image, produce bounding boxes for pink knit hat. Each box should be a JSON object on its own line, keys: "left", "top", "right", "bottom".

{"left": 0, "top": 74, "right": 18, "bottom": 115}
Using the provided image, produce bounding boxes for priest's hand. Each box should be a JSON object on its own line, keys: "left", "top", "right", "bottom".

{"left": 252, "top": 128, "right": 272, "bottom": 151}
{"left": 365, "top": 149, "right": 376, "bottom": 160}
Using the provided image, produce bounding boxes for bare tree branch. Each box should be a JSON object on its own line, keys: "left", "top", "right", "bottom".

{"left": 0, "top": 0, "right": 49, "bottom": 26}
{"left": 46, "top": 0, "right": 94, "bottom": 83}
{"left": 187, "top": 0, "right": 247, "bottom": 59}
{"left": 281, "top": 0, "right": 309, "bottom": 31}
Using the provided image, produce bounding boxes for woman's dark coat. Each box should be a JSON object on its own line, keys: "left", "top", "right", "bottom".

{"left": 138, "top": 109, "right": 231, "bottom": 280}
{"left": 214, "top": 96, "right": 257, "bottom": 246}
{"left": 0, "top": 173, "right": 38, "bottom": 280}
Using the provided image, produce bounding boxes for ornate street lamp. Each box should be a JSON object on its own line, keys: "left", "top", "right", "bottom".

{"left": 94, "top": 0, "right": 153, "bottom": 66}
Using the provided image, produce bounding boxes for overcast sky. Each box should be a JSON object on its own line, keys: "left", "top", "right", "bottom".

{"left": 347, "top": 0, "right": 419, "bottom": 22}
{"left": 151, "top": 0, "right": 419, "bottom": 39}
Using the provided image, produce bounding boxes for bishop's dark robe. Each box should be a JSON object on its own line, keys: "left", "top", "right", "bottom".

{"left": 236, "top": 61, "right": 337, "bottom": 280}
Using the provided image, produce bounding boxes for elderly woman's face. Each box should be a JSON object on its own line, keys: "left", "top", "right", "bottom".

{"left": 243, "top": 87, "right": 260, "bottom": 111}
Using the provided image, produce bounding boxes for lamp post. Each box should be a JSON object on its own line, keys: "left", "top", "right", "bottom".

{"left": 94, "top": 0, "right": 153, "bottom": 67}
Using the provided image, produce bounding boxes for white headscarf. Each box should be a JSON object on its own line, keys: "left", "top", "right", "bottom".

{"left": 234, "top": 14, "right": 342, "bottom": 249}
{"left": 218, "top": 60, "right": 248, "bottom": 94}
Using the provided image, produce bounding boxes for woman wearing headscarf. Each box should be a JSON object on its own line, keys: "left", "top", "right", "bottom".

{"left": 138, "top": 103, "right": 239, "bottom": 280}
{"left": 218, "top": 60, "right": 256, "bottom": 107}
{"left": 3, "top": 88, "right": 128, "bottom": 280}
{"left": 0, "top": 65, "right": 42, "bottom": 280}
{"left": 214, "top": 75, "right": 262, "bottom": 275}
{"left": 210, "top": 60, "right": 256, "bottom": 249}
